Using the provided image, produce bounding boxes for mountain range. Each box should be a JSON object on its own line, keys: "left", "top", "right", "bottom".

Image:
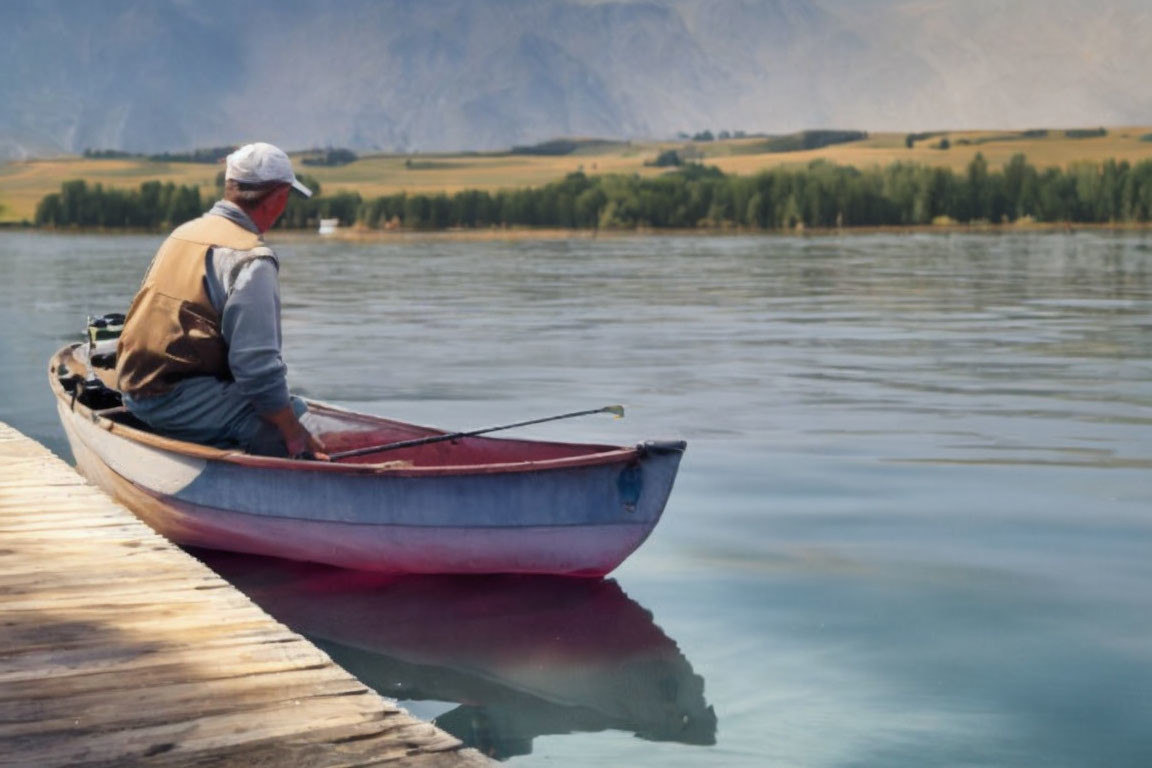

{"left": 2, "top": 0, "right": 1149, "bottom": 159}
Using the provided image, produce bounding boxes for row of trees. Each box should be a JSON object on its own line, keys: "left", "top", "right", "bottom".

{"left": 33, "top": 174, "right": 364, "bottom": 231}
{"left": 82, "top": 146, "right": 236, "bottom": 163}
{"left": 35, "top": 180, "right": 203, "bottom": 229}
{"left": 903, "top": 129, "right": 1111, "bottom": 150}
{"left": 33, "top": 154, "right": 1152, "bottom": 232}
{"left": 679, "top": 130, "right": 749, "bottom": 141}
{"left": 758, "top": 130, "right": 868, "bottom": 153}
{"left": 300, "top": 148, "right": 358, "bottom": 166}
{"left": 359, "top": 154, "right": 1152, "bottom": 229}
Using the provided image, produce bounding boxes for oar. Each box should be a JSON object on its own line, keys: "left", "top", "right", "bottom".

{"left": 329, "top": 405, "right": 625, "bottom": 461}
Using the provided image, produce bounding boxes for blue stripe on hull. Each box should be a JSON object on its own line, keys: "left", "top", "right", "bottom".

{"left": 173, "top": 448, "right": 683, "bottom": 529}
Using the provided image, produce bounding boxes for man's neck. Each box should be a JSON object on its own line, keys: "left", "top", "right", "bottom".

{"left": 208, "top": 200, "right": 261, "bottom": 235}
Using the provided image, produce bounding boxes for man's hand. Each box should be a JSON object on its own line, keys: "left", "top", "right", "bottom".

{"left": 261, "top": 404, "right": 330, "bottom": 461}
{"left": 283, "top": 421, "right": 330, "bottom": 461}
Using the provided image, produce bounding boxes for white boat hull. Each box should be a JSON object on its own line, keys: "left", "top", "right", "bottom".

{"left": 56, "top": 388, "right": 684, "bottom": 576}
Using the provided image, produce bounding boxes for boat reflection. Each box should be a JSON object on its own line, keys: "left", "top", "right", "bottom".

{"left": 191, "top": 549, "right": 717, "bottom": 760}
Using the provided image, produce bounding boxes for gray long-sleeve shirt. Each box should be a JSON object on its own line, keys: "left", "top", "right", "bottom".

{"left": 202, "top": 201, "right": 290, "bottom": 414}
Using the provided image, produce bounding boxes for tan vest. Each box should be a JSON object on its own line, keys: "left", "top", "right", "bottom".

{"left": 116, "top": 215, "right": 264, "bottom": 397}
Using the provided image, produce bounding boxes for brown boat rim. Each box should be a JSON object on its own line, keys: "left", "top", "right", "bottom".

{"left": 49, "top": 345, "right": 652, "bottom": 478}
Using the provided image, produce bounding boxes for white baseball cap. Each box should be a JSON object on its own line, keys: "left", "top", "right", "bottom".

{"left": 225, "top": 142, "right": 312, "bottom": 198}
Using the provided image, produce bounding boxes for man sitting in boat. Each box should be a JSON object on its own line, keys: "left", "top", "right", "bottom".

{"left": 115, "top": 142, "right": 327, "bottom": 459}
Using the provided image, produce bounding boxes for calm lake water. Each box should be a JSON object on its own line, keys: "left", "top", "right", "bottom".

{"left": 3, "top": 229, "right": 1152, "bottom": 766}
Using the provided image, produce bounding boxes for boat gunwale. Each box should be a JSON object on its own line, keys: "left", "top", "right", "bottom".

{"left": 50, "top": 346, "right": 653, "bottom": 478}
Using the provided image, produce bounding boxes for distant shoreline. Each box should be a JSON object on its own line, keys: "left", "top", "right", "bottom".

{"left": 7, "top": 126, "right": 1152, "bottom": 225}
{"left": 282, "top": 220, "right": 1152, "bottom": 242}
{"left": 9, "top": 220, "right": 1152, "bottom": 241}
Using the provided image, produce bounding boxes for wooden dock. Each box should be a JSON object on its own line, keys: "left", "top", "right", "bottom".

{"left": 0, "top": 422, "right": 490, "bottom": 767}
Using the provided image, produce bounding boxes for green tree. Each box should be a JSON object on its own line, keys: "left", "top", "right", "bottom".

{"left": 34, "top": 193, "right": 61, "bottom": 226}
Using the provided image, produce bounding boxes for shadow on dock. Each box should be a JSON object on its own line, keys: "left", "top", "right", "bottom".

{"left": 191, "top": 549, "right": 717, "bottom": 761}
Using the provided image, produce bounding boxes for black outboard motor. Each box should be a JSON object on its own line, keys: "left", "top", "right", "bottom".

{"left": 87, "top": 312, "right": 125, "bottom": 368}
{"left": 71, "top": 312, "right": 126, "bottom": 410}
{"left": 78, "top": 377, "right": 122, "bottom": 410}
{"left": 57, "top": 363, "right": 81, "bottom": 394}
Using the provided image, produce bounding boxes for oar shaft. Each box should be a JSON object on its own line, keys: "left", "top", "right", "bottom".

{"left": 329, "top": 406, "right": 623, "bottom": 461}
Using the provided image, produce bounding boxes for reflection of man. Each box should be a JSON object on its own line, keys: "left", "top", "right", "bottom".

{"left": 116, "top": 142, "right": 327, "bottom": 459}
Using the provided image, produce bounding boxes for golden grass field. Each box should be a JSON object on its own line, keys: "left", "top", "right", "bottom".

{"left": 3, "top": 127, "right": 1152, "bottom": 223}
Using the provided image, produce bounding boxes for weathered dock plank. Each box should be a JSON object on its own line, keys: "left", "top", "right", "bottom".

{"left": 0, "top": 422, "right": 490, "bottom": 768}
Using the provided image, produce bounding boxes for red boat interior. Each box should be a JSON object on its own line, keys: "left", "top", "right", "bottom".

{"left": 54, "top": 345, "right": 621, "bottom": 468}
{"left": 301, "top": 404, "right": 618, "bottom": 467}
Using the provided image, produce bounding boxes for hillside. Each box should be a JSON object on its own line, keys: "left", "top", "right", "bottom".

{"left": 2, "top": 0, "right": 1151, "bottom": 160}
{"left": 5, "top": 128, "right": 1152, "bottom": 224}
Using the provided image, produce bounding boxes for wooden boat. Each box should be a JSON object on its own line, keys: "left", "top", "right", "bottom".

{"left": 49, "top": 343, "right": 686, "bottom": 576}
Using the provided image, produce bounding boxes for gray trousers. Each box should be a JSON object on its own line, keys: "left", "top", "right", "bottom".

{"left": 123, "top": 377, "right": 307, "bottom": 457}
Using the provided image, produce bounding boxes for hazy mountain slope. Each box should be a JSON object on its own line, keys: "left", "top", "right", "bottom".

{"left": 0, "top": 0, "right": 247, "bottom": 157}
{"left": 807, "top": 0, "right": 1152, "bottom": 131}
{"left": 1, "top": 0, "right": 1149, "bottom": 158}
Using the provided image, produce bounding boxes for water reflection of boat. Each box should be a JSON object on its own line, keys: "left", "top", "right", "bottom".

{"left": 194, "top": 550, "right": 717, "bottom": 760}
